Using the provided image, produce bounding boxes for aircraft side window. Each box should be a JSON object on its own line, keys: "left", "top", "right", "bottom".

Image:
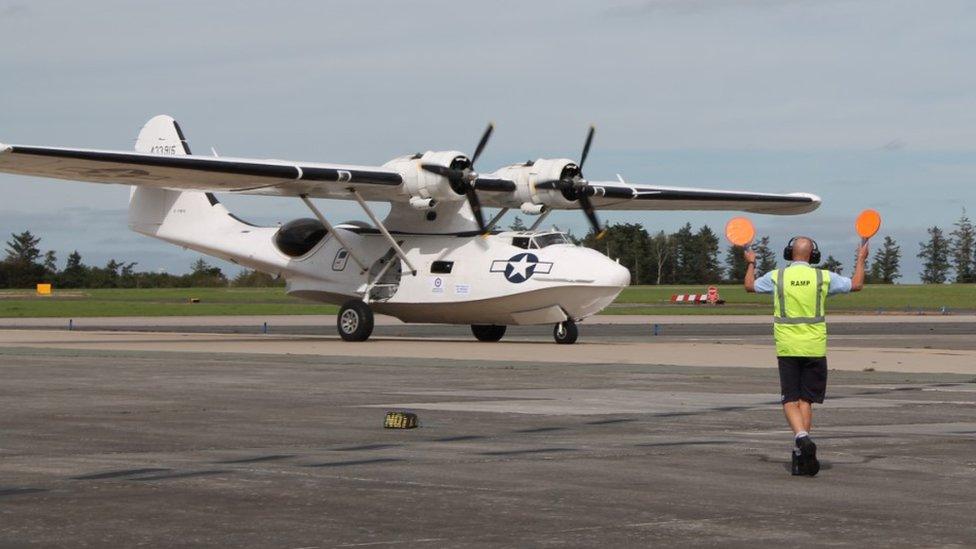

{"left": 431, "top": 260, "right": 454, "bottom": 274}
{"left": 512, "top": 237, "right": 529, "bottom": 249}
{"left": 273, "top": 218, "right": 328, "bottom": 257}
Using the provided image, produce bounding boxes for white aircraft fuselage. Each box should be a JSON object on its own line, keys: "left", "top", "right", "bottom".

{"left": 287, "top": 230, "right": 630, "bottom": 325}
{"left": 129, "top": 186, "right": 629, "bottom": 326}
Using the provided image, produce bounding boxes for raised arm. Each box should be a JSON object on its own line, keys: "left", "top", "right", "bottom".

{"left": 851, "top": 242, "right": 869, "bottom": 291}
{"left": 743, "top": 248, "right": 758, "bottom": 293}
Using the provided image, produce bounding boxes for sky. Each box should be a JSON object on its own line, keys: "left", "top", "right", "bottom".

{"left": 1, "top": 0, "right": 974, "bottom": 282}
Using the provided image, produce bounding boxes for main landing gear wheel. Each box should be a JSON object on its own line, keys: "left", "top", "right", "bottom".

{"left": 553, "top": 320, "right": 578, "bottom": 344}
{"left": 471, "top": 324, "right": 507, "bottom": 342}
{"left": 337, "top": 300, "right": 374, "bottom": 342}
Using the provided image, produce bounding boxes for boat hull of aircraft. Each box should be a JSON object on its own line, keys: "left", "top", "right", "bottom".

{"left": 291, "top": 283, "right": 624, "bottom": 326}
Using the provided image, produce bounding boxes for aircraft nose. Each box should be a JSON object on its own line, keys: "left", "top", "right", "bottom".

{"left": 604, "top": 259, "right": 631, "bottom": 288}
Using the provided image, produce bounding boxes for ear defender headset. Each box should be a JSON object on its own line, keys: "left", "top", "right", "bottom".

{"left": 783, "top": 237, "right": 821, "bottom": 264}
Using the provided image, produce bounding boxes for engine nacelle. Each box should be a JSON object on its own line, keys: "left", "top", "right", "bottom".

{"left": 383, "top": 150, "right": 471, "bottom": 203}
{"left": 490, "top": 158, "right": 580, "bottom": 209}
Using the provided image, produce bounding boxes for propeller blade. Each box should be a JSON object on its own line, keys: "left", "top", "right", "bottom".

{"left": 534, "top": 179, "right": 567, "bottom": 191}
{"left": 465, "top": 187, "right": 487, "bottom": 232}
{"left": 470, "top": 123, "right": 494, "bottom": 167}
{"left": 472, "top": 177, "right": 517, "bottom": 192}
{"left": 420, "top": 163, "right": 461, "bottom": 180}
{"left": 422, "top": 124, "right": 497, "bottom": 234}
{"left": 578, "top": 192, "right": 606, "bottom": 239}
{"left": 579, "top": 125, "right": 595, "bottom": 170}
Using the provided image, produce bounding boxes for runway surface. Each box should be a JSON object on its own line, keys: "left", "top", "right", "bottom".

{"left": 0, "top": 317, "right": 974, "bottom": 546}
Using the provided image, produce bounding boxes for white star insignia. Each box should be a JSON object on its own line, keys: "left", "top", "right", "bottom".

{"left": 508, "top": 255, "right": 534, "bottom": 278}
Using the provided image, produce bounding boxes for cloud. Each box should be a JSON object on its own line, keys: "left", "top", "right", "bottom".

{"left": 0, "top": 3, "right": 29, "bottom": 17}
{"left": 0, "top": 0, "right": 973, "bottom": 283}
{"left": 604, "top": 0, "right": 841, "bottom": 16}
{"left": 882, "top": 139, "right": 906, "bottom": 151}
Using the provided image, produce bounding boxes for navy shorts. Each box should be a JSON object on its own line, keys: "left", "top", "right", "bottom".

{"left": 778, "top": 356, "right": 828, "bottom": 404}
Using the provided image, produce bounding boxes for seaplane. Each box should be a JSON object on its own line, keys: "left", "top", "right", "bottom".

{"left": 0, "top": 115, "right": 819, "bottom": 343}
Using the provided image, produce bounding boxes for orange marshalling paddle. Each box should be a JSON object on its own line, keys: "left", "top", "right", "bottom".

{"left": 725, "top": 217, "right": 756, "bottom": 248}
{"left": 855, "top": 209, "right": 882, "bottom": 244}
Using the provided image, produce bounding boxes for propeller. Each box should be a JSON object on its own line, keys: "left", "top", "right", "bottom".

{"left": 535, "top": 125, "right": 607, "bottom": 239}
{"left": 420, "top": 123, "right": 494, "bottom": 232}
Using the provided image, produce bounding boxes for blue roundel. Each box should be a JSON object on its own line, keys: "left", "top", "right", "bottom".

{"left": 504, "top": 253, "right": 539, "bottom": 283}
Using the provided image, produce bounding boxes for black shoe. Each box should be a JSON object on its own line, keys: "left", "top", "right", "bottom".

{"left": 791, "top": 451, "right": 806, "bottom": 476}
{"left": 796, "top": 436, "right": 819, "bottom": 477}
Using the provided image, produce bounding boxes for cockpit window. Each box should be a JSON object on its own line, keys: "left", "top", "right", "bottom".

{"left": 512, "top": 236, "right": 530, "bottom": 249}
{"left": 530, "top": 233, "right": 570, "bottom": 248}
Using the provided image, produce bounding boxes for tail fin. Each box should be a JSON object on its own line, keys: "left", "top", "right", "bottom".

{"left": 128, "top": 114, "right": 214, "bottom": 231}
{"left": 127, "top": 116, "right": 280, "bottom": 272}
{"left": 134, "top": 114, "right": 192, "bottom": 155}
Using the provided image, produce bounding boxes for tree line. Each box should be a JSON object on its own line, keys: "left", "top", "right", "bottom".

{"left": 567, "top": 208, "right": 973, "bottom": 285}
{"left": 0, "top": 231, "right": 281, "bottom": 289}
{"left": 1, "top": 209, "right": 973, "bottom": 288}
{"left": 916, "top": 210, "right": 976, "bottom": 283}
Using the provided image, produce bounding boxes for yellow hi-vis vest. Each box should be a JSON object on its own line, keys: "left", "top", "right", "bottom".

{"left": 770, "top": 264, "right": 831, "bottom": 357}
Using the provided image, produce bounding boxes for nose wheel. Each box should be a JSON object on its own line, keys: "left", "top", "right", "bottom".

{"left": 553, "top": 320, "right": 578, "bottom": 344}
{"left": 337, "top": 300, "right": 374, "bottom": 342}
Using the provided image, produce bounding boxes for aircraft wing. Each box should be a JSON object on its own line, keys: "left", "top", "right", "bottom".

{"left": 0, "top": 144, "right": 403, "bottom": 200}
{"left": 0, "top": 142, "right": 819, "bottom": 214}
{"left": 583, "top": 180, "right": 820, "bottom": 215}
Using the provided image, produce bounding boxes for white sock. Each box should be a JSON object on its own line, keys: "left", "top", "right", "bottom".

{"left": 795, "top": 431, "right": 809, "bottom": 441}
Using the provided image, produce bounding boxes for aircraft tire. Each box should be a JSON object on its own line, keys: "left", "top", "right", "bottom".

{"left": 553, "top": 320, "right": 578, "bottom": 344}
{"left": 471, "top": 324, "right": 507, "bottom": 342}
{"left": 337, "top": 300, "right": 374, "bottom": 342}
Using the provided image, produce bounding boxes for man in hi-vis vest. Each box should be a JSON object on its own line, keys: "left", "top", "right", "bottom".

{"left": 745, "top": 237, "right": 867, "bottom": 476}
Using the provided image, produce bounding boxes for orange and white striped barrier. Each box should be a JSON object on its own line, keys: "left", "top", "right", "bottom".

{"left": 671, "top": 287, "right": 724, "bottom": 305}
{"left": 671, "top": 294, "right": 709, "bottom": 303}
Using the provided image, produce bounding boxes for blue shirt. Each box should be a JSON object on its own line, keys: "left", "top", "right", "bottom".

{"left": 753, "top": 262, "right": 852, "bottom": 295}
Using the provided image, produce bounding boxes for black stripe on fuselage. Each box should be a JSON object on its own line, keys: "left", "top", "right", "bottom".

{"left": 202, "top": 190, "right": 260, "bottom": 226}
{"left": 201, "top": 192, "right": 261, "bottom": 227}
{"left": 227, "top": 212, "right": 261, "bottom": 227}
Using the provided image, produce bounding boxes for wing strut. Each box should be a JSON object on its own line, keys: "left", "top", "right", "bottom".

{"left": 362, "top": 254, "right": 396, "bottom": 304}
{"left": 299, "top": 195, "right": 369, "bottom": 273}
{"left": 529, "top": 209, "right": 552, "bottom": 231}
{"left": 484, "top": 208, "right": 510, "bottom": 234}
{"left": 349, "top": 190, "right": 418, "bottom": 276}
